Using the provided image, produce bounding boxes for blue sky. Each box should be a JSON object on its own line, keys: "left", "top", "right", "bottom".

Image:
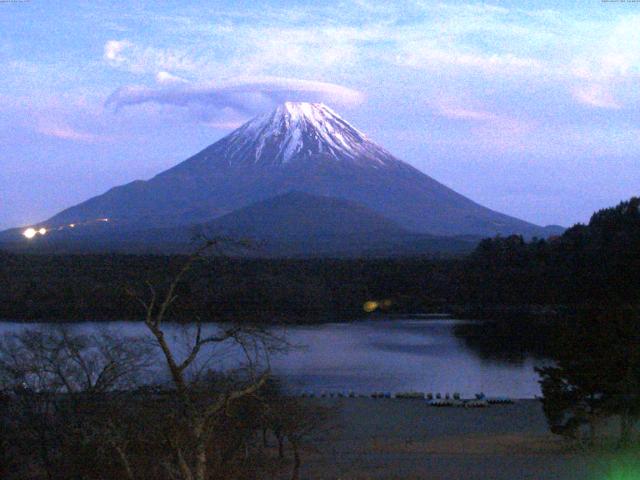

{"left": 1, "top": 0, "right": 640, "bottom": 230}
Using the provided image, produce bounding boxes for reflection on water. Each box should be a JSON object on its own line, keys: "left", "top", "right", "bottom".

{"left": 0, "top": 318, "right": 549, "bottom": 398}
{"left": 452, "top": 320, "right": 557, "bottom": 364}
{"left": 275, "top": 319, "right": 548, "bottom": 398}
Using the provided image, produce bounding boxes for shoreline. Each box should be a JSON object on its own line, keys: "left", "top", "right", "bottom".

{"left": 297, "top": 398, "right": 594, "bottom": 479}
{"left": 0, "top": 311, "right": 557, "bottom": 324}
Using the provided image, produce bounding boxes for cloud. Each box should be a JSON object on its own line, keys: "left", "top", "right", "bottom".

{"left": 572, "top": 84, "right": 620, "bottom": 109}
{"left": 396, "top": 43, "right": 544, "bottom": 76}
{"left": 104, "top": 40, "right": 132, "bottom": 64}
{"left": 0, "top": 95, "right": 112, "bottom": 143}
{"left": 103, "top": 39, "right": 200, "bottom": 74}
{"left": 105, "top": 76, "right": 365, "bottom": 118}
{"left": 35, "top": 122, "right": 104, "bottom": 143}
{"left": 566, "top": 15, "right": 640, "bottom": 109}
{"left": 155, "top": 71, "right": 188, "bottom": 85}
{"left": 434, "top": 104, "right": 500, "bottom": 121}
{"left": 99, "top": 7, "right": 640, "bottom": 114}
{"left": 200, "top": 120, "right": 246, "bottom": 129}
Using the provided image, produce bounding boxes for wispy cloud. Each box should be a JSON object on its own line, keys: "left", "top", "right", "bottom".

{"left": 99, "top": 5, "right": 640, "bottom": 113}
{"left": 572, "top": 84, "right": 620, "bottom": 109}
{"left": 435, "top": 104, "right": 500, "bottom": 122}
{"left": 36, "top": 122, "right": 103, "bottom": 143}
{"left": 397, "top": 45, "right": 543, "bottom": 75}
{"left": 155, "top": 71, "right": 188, "bottom": 85}
{"left": 105, "top": 76, "right": 365, "bottom": 118}
{"left": 103, "top": 39, "right": 202, "bottom": 75}
{"left": 104, "top": 40, "right": 132, "bottom": 65}
{"left": 200, "top": 119, "right": 246, "bottom": 129}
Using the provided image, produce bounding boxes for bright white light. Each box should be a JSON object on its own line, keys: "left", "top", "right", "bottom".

{"left": 69, "top": 223, "right": 75, "bottom": 228}
{"left": 38, "top": 228, "right": 47, "bottom": 235}
{"left": 23, "top": 228, "right": 37, "bottom": 239}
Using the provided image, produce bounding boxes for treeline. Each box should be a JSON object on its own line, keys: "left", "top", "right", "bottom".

{"left": 0, "top": 253, "right": 457, "bottom": 322}
{"left": 461, "top": 198, "right": 640, "bottom": 305}
{"left": 460, "top": 197, "right": 640, "bottom": 310}
{"left": 1, "top": 197, "right": 638, "bottom": 322}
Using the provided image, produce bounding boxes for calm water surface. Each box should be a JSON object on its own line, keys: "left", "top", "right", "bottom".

{"left": 0, "top": 319, "right": 547, "bottom": 398}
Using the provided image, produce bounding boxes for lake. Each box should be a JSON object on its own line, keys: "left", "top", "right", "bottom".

{"left": 0, "top": 318, "right": 547, "bottom": 398}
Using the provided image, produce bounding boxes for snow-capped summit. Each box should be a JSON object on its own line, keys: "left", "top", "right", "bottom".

{"left": 207, "top": 102, "right": 399, "bottom": 168}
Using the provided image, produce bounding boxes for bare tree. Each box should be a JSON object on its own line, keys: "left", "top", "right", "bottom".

{"left": 135, "top": 238, "right": 281, "bottom": 480}
{"left": 0, "top": 326, "right": 151, "bottom": 395}
{"left": 0, "top": 239, "right": 320, "bottom": 480}
{"left": 266, "top": 398, "right": 332, "bottom": 480}
{"left": 0, "top": 325, "right": 153, "bottom": 480}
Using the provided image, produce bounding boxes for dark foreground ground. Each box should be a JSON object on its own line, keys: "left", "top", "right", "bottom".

{"left": 293, "top": 399, "right": 635, "bottom": 480}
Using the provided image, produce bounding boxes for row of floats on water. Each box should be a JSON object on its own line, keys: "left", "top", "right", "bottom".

{"left": 297, "top": 391, "right": 514, "bottom": 407}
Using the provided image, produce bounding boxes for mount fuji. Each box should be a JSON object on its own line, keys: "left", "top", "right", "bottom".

{"left": 1, "top": 102, "right": 562, "bottom": 254}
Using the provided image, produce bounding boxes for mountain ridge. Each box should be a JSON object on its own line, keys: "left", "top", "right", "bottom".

{"left": 7, "top": 102, "right": 563, "bottom": 246}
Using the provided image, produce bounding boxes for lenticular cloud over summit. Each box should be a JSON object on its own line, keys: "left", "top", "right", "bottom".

{"left": 105, "top": 77, "right": 365, "bottom": 117}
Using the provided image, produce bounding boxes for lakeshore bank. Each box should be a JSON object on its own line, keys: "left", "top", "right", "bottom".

{"left": 295, "top": 398, "right": 626, "bottom": 480}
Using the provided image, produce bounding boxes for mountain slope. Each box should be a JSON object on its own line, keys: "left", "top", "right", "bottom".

{"left": 0, "top": 192, "right": 479, "bottom": 257}
{"left": 28, "top": 102, "right": 559, "bottom": 238}
{"left": 204, "top": 191, "right": 406, "bottom": 239}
